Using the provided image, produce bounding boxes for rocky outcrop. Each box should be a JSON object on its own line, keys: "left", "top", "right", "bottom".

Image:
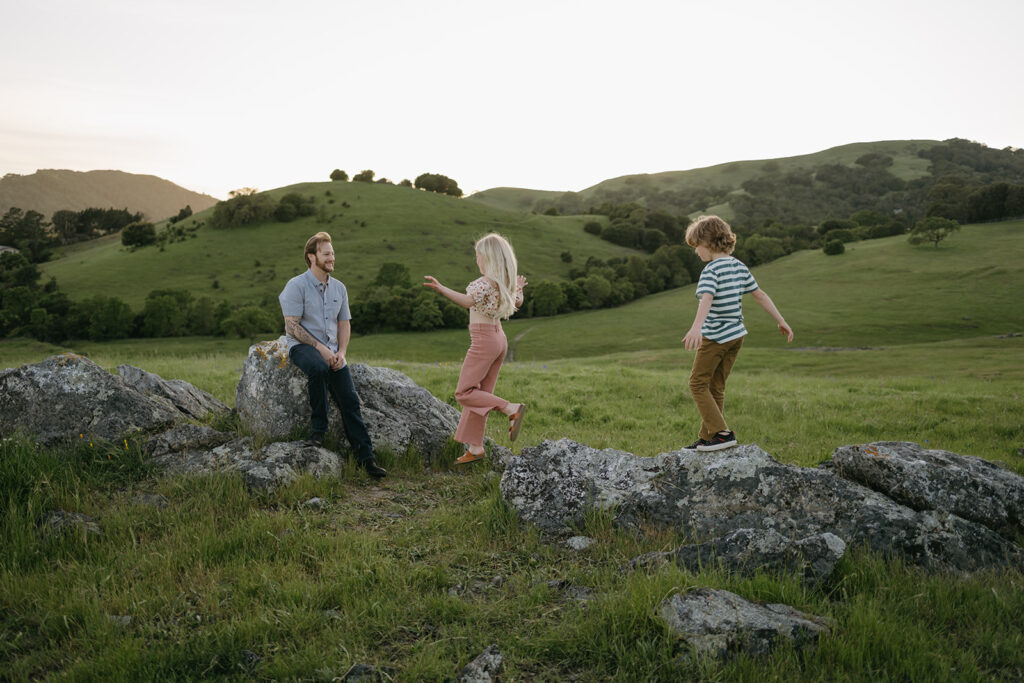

{"left": 0, "top": 355, "right": 181, "bottom": 445}
{"left": 456, "top": 644, "right": 503, "bottom": 682}
{"left": 500, "top": 439, "right": 1022, "bottom": 573}
{"left": 235, "top": 338, "right": 460, "bottom": 460}
{"left": 628, "top": 528, "right": 846, "bottom": 587}
{"left": 117, "top": 364, "right": 230, "bottom": 421}
{"left": 660, "top": 588, "right": 831, "bottom": 659}
{"left": 828, "top": 441, "right": 1024, "bottom": 539}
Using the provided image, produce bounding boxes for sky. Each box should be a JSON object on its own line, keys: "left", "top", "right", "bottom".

{"left": 2, "top": 0, "right": 1022, "bottom": 200}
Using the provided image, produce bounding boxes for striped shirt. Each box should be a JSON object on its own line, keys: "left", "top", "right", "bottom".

{"left": 695, "top": 256, "right": 759, "bottom": 343}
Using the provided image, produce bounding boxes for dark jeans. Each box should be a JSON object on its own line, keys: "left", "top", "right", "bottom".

{"left": 290, "top": 344, "right": 375, "bottom": 463}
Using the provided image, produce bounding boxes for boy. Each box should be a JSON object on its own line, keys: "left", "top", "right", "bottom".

{"left": 681, "top": 215, "right": 793, "bottom": 451}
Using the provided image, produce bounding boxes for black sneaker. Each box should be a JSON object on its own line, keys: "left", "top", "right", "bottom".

{"left": 360, "top": 458, "right": 387, "bottom": 479}
{"left": 684, "top": 438, "right": 709, "bottom": 450}
{"left": 697, "top": 431, "right": 737, "bottom": 451}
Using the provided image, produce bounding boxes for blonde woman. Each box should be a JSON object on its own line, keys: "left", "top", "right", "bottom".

{"left": 424, "top": 233, "right": 528, "bottom": 463}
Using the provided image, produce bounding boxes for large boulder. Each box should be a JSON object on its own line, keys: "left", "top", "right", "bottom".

{"left": 117, "top": 364, "right": 230, "bottom": 421}
{"left": 0, "top": 354, "right": 180, "bottom": 445}
{"left": 628, "top": 528, "right": 846, "bottom": 587}
{"left": 500, "top": 439, "right": 1022, "bottom": 573}
{"left": 235, "top": 338, "right": 460, "bottom": 460}
{"left": 660, "top": 588, "right": 831, "bottom": 660}
{"left": 828, "top": 441, "right": 1024, "bottom": 539}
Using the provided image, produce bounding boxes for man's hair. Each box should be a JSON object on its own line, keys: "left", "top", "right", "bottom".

{"left": 304, "top": 231, "right": 332, "bottom": 268}
{"left": 685, "top": 215, "right": 736, "bottom": 254}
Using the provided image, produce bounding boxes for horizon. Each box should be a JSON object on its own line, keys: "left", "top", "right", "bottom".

{"left": 2, "top": 0, "right": 1022, "bottom": 199}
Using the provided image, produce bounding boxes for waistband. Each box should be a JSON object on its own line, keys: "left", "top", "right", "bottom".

{"left": 468, "top": 322, "right": 502, "bottom": 329}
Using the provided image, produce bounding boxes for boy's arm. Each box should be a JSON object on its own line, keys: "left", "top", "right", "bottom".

{"left": 682, "top": 293, "right": 714, "bottom": 350}
{"left": 750, "top": 289, "right": 794, "bottom": 342}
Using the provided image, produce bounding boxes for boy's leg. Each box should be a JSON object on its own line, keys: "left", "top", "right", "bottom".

{"left": 709, "top": 337, "right": 744, "bottom": 419}
{"left": 325, "top": 365, "right": 375, "bottom": 463}
{"left": 688, "top": 339, "right": 731, "bottom": 440}
{"left": 289, "top": 344, "right": 330, "bottom": 436}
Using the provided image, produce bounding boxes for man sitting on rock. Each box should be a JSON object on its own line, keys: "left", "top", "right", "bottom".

{"left": 278, "top": 231, "right": 386, "bottom": 479}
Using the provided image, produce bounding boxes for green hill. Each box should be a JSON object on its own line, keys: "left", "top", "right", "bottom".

{"left": 0, "top": 169, "right": 218, "bottom": 222}
{"left": 40, "top": 181, "right": 640, "bottom": 309}
{"left": 355, "top": 219, "right": 1024, "bottom": 362}
{"left": 469, "top": 139, "right": 1024, "bottom": 229}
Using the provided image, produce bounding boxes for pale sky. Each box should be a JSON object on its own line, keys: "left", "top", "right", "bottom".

{"left": 2, "top": 0, "right": 1022, "bottom": 199}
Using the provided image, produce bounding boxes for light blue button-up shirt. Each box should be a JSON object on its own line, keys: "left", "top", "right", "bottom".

{"left": 279, "top": 269, "right": 351, "bottom": 353}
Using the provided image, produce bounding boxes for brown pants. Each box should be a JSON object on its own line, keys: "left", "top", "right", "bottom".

{"left": 454, "top": 323, "right": 510, "bottom": 445}
{"left": 688, "top": 336, "right": 744, "bottom": 440}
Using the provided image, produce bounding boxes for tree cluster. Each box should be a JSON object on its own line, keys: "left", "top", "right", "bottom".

{"left": 210, "top": 191, "right": 316, "bottom": 229}
{"left": 0, "top": 253, "right": 277, "bottom": 344}
{"left": 414, "top": 173, "right": 463, "bottom": 197}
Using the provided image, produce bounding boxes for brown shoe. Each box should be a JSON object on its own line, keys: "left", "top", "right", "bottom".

{"left": 455, "top": 450, "right": 486, "bottom": 465}
{"left": 508, "top": 404, "right": 527, "bottom": 442}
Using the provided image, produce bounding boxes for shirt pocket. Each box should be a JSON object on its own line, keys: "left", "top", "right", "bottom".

{"left": 325, "top": 295, "right": 343, "bottom": 321}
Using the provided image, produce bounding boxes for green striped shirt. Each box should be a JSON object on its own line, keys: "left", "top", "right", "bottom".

{"left": 695, "top": 256, "right": 759, "bottom": 343}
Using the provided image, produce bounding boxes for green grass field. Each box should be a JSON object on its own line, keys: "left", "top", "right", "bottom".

{"left": 39, "top": 181, "right": 639, "bottom": 309}
{"left": 3, "top": 218, "right": 1023, "bottom": 679}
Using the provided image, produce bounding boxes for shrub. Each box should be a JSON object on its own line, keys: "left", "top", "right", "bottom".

{"left": 584, "top": 221, "right": 603, "bottom": 236}
{"left": 330, "top": 169, "right": 348, "bottom": 181}
{"left": 823, "top": 239, "right": 845, "bottom": 255}
{"left": 121, "top": 222, "right": 156, "bottom": 247}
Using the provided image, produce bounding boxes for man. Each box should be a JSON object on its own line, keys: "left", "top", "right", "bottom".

{"left": 278, "top": 231, "right": 386, "bottom": 479}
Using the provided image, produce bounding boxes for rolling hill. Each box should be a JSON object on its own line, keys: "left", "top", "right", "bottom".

{"left": 0, "top": 169, "right": 218, "bottom": 222}
{"left": 40, "top": 180, "right": 639, "bottom": 309}
{"left": 469, "top": 139, "right": 1024, "bottom": 228}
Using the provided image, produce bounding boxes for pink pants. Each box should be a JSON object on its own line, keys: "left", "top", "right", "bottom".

{"left": 454, "top": 323, "right": 510, "bottom": 445}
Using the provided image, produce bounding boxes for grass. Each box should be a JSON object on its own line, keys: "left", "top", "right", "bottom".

{"left": 3, "top": 218, "right": 1023, "bottom": 679}
{"left": 38, "top": 181, "right": 640, "bottom": 309}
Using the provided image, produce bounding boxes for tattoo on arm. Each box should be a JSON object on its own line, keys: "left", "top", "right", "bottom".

{"left": 284, "top": 317, "right": 320, "bottom": 349}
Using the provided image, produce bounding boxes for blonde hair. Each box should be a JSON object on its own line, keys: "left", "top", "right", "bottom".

{"left": 475, "top": 233, "right": 519, "bottom": 319}
{"left": 685, "top": 215, "right": 736, "bottom": 254}
{"left": 304, "top": 231, "right": 332, "bottom": 268}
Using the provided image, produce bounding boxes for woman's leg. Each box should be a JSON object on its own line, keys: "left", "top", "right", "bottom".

{"left": 454, "top": 326, "right": 509, "bottom": 447}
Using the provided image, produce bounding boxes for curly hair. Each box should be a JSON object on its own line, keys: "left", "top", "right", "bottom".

{"left": 685, "top": 215, "right": 736, "bottom": 254}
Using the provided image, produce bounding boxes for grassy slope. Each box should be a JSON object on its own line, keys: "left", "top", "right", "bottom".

{"left": 3, "top": 218, "right": 1024, "bottom": 679}
{"left": 39, "top": 181, "right": 641, "bottom": 309}
{"left": 469, "top": 139, "right": 939, "bottom": 213}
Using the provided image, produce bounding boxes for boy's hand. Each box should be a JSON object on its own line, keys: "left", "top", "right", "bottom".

{"left": 778, "top": 321, "right": 794, "bottom": 342}
{"left": 682, "top": 328, "right": 703, "bottom": 351}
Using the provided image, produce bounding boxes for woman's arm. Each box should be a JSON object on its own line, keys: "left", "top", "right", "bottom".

{"left": 750, "top": 289, "right": 793, "bottom": 342}
{"left": 423, "top": 276, "right": 474, "bottom": 308}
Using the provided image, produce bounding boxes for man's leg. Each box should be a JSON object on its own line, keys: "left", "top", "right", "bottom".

{"left": 289, "top": 344, "right": 330, "bottom": 437}
{"left": 326, "top": 365, "right": 376, "bottom": 464}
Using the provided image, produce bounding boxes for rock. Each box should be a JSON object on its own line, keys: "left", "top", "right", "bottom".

{"left": 659, "top": 588, "right": 830, "bottom": 659}
{"left": 500, "top": 439, "right": 1022, "bottom": 573}
{"left": 235, "top": 338, "right": 460, "bottom": 460}
{"left": 828, "top": 441, "right": 1024, "bottom": 539}
{"left": 132, "top": 493, "right": 169, "bottom": 509}
{"left": 108, "top": 615, "right": 132, "bottom": 627}
{"left": 0, "top": 354, "right": 181, "bottom": 445}
{"left": 566, "top": 535, "right": 596, "bottom": 551}
{"left": 42, "top": 510, "right": 102, "bottom": 537}
{"left": 302, "top": 497, "right": 327, "bottom": 510}
{"left": 154, "top": 437, "right": 342, "bottom": 493}
{"left": 627, "top": 528, "right": 846, "bottom": 586}
{"left": 456, "top": 644, "right": 503, "bottom": 683}
{"left": 144, "top": 423, "right": 233, "bottom": 459}
{"left": 343, "top": 664, "right": 397, "bottom": 682}
{"left": 117, "top": 364, "right": 229, "bottom": 421}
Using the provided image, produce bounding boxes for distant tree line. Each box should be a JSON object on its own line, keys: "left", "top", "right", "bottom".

{"left": 0, "top": 250, "right": 277, "bottom": 343}
{"left": 329, "top": 169, "right": 461, "bottom": 196}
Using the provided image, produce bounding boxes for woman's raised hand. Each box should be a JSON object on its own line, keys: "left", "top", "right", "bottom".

{"left": 423, "top": 275, "right": 441, "bottom": 291}
{"left": 516, "top": 275, "right": 528, "bottom": 289}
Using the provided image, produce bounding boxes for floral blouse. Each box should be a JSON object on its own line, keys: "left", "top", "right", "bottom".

{"left": 466, "top": 276, "right": 523, "bottom": 319}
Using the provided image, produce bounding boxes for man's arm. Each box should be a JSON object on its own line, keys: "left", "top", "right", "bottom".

{"left": 336, "top": 320, "right": 351, "bottom": 363}
{"left": 284, "top": 316, "right": 337, "bottom": 364}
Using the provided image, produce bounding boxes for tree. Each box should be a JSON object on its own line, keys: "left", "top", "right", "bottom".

{"left": 353, "top": 170, "right": 375, "bottom": 183}
{"left": 414, "top": 173, "right": 463, "bottom": 197}
{"left": 530, "top": 280, "right": 567, "bottom": 317}
{"left": 374, "top": 262, "right": 411, "bottom": 288}
{"left": 51, "top": 210, "right": 79, "bottom": 240}
{"left": 583, "top": 274, "right": 612, "bottom": 308}
{"left": 823, "top": 239, "right": 845, "bottom": 255}
{"left": 330, "top": 169, "right": 349, "bottom": 181}
{"left": 0, "top": 208, "right": 54, "bottom": 262}
{"left": 121, "top": 221, "right": 157, "bottom": 247}
{"left": 909, "top": 216, "right": 960, "bottom": 247}
{"left": 220, "top": 306, "right": 277, "bottom": 339}
{"left": 169, "top": 205, "right": 193, "bottom": 224}
{"left": 410, "top": 298, "right": 444, "bottom": 331}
